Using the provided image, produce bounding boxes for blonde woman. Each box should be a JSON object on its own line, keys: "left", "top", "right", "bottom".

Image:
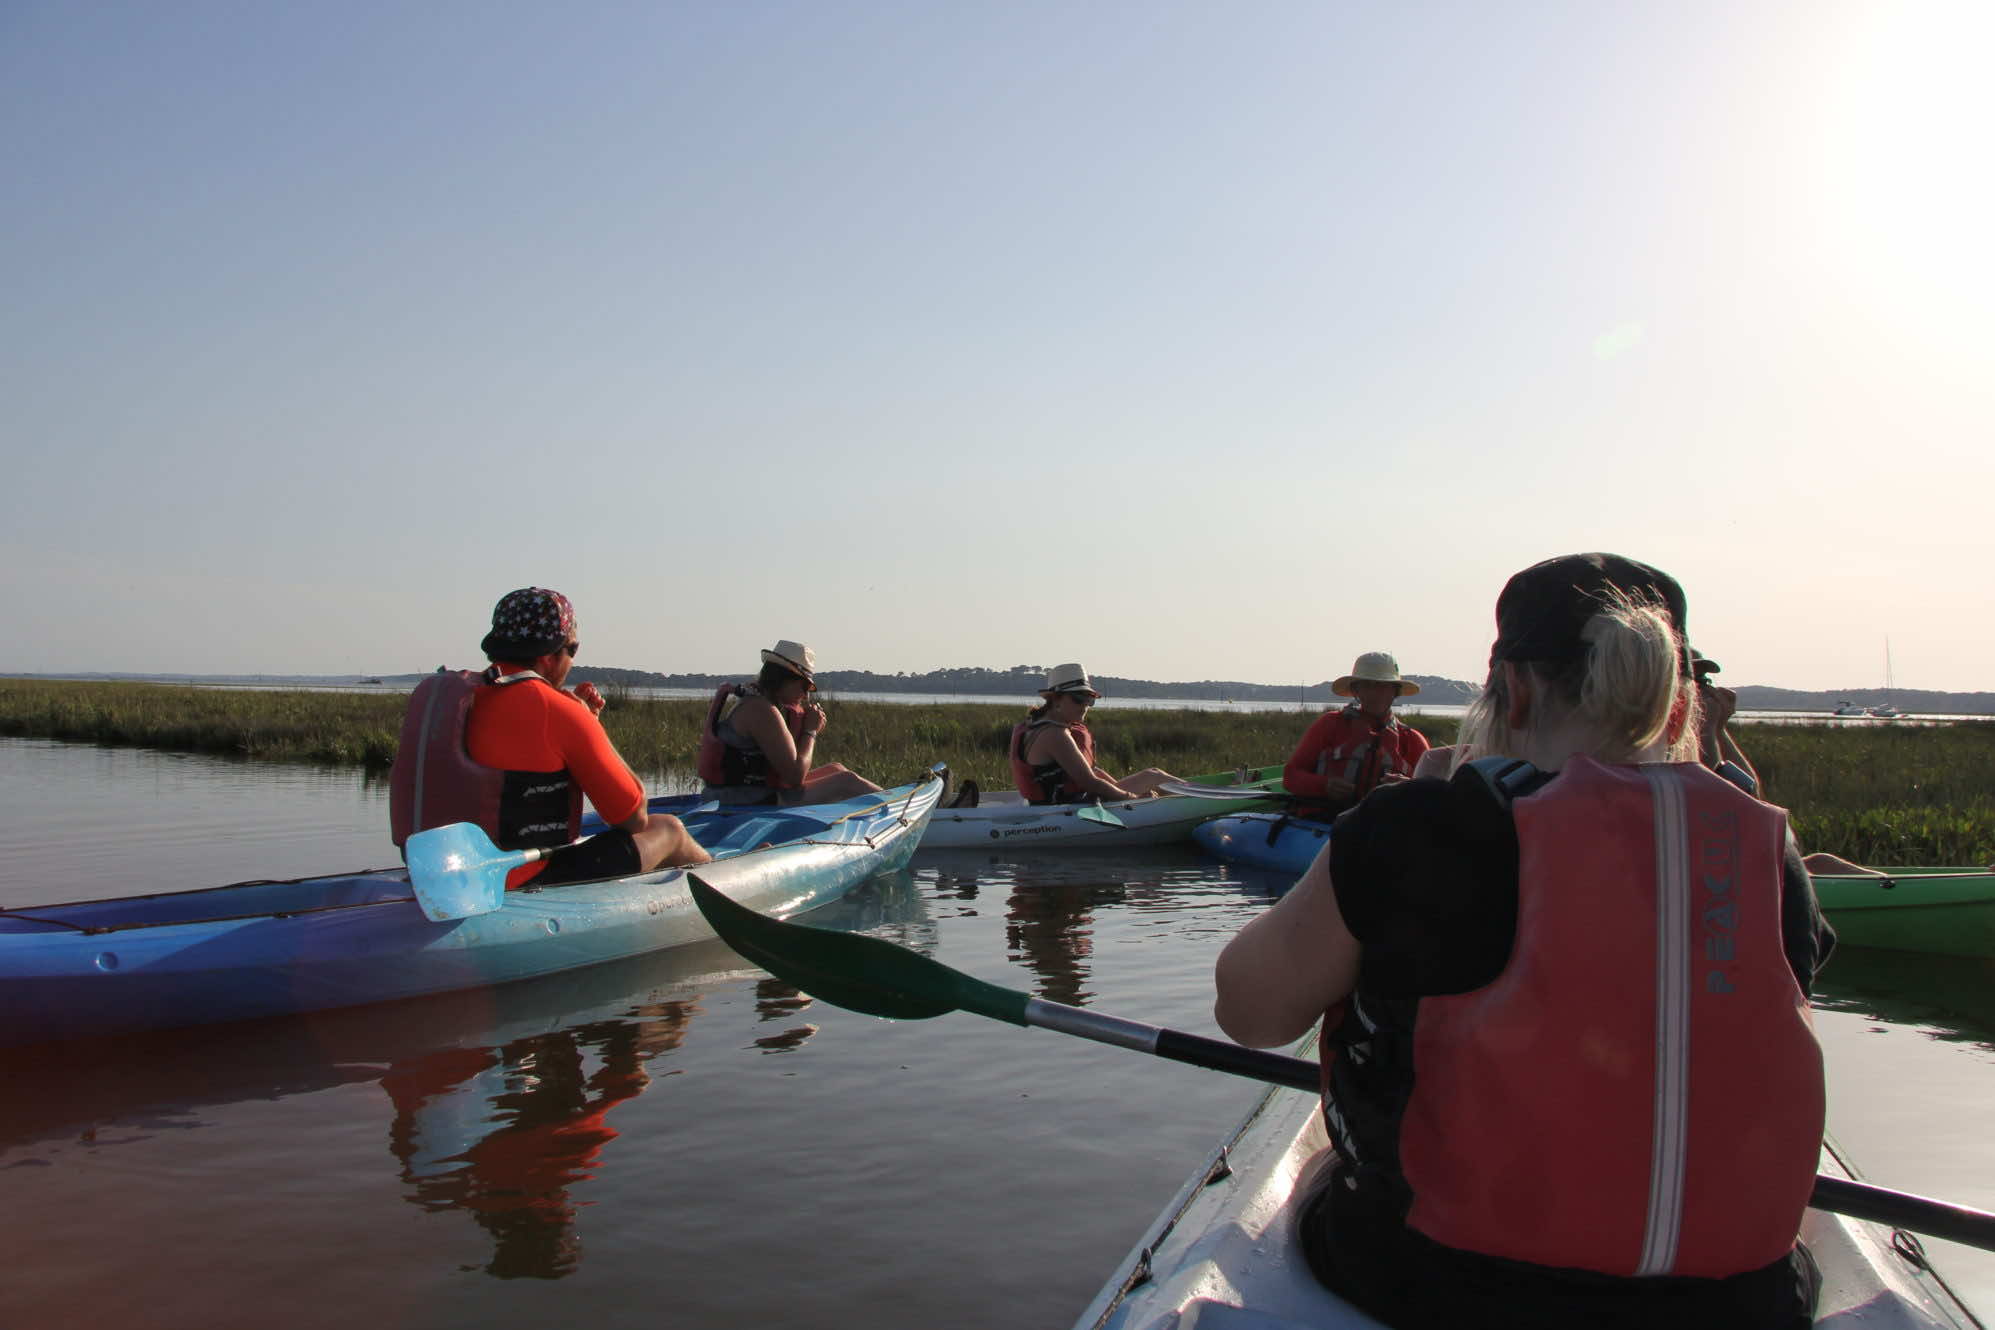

{"left": 1215, "top": 554, "right": 1834, "bottom": 1330}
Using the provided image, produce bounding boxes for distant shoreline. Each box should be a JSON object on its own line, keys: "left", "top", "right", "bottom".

{"left": 5, "top": 668, "right": 1993, "bottom": 717}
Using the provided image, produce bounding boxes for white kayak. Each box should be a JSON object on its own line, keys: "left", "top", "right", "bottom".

{"left": 921, "top": 765, "right": 1285, "bottom": 850}
{"left": 1075, "top": 1075, "right": 1983, "bottom": 1330}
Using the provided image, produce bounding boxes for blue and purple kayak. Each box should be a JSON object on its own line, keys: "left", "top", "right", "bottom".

{"left": 1193, "top": 810, "right": 1331, "bottom": 876}
{"left": 0, "top": 771, "right": 944, "bottom": 1047}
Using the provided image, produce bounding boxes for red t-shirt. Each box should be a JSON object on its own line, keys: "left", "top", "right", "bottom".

{"left": 1283, "top": 705, "right": 1431, "bottom": 804}
{"left": 466, "top": 678, "right": 644, "bottom": 885}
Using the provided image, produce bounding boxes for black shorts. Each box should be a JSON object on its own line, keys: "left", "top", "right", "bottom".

{"left": 531, "top": 828, "right": 644, "bottom": 887}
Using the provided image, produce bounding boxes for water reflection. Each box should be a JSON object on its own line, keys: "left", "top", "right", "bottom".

{"left": 0, "top": 874, "right": 928, "bottom": 1280}
{"left": 913, "top": 849, "right": 1232, "bottom": 1006}
{"left": 750, "top": 977, "right": 820, "bottom": 1052}
{"left": 1814, "top": 947, "right": 1995, "bottom": 1048}
{"left": 386, "top": 1016, "right": 678, "bottom": 1278}
{"left": 1004, "top": 882, "right": 1120, "bottom": 1006}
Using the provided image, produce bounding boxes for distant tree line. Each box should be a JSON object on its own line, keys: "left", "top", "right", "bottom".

{"left": 551, "top": 663, "right": 1483, "bottom": 706}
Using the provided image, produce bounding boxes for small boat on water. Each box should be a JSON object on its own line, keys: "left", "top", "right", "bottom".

{"left": 1834, "top": 701, "right": 1872, "bottom": 717}
{"left": 1074, "top": 1072, "right": 1984, "bottom": 1329}
{"left": 1812, "top": 868, "right": 1995, "bottom": 959}
{"left": 1194, "top": 809, "right": 1330, "bottom": 875}
{"left": 0, "top": 772, "right": 944, "bottom": 1048}
{"left": 920, "top": 765, "right": 1286, "bottom": 850}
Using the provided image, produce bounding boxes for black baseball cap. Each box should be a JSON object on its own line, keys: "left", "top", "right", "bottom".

{"left": 1489, "top": 553, "right": 1692, "bottom": 677}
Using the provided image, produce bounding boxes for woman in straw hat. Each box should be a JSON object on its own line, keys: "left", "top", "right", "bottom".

{"left": 1280, "top": 651, "right": 1430, "bottom": 818}
{"left": 696, "top": 640, "right": 881, "bottom": 805}
{"left": 1216, "top": 554, "right": 1834, "bottom": 1329}
{"left": 1009, "top": 664, "right": 1181, "bottom": 804}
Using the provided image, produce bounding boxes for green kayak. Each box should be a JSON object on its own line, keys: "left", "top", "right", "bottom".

{"left": 1811, "top": 868, "right": 1995, "bottom": 958}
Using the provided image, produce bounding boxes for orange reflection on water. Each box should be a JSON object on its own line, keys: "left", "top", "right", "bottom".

{"left": 382, "top": 1003, "right": 694, "bottom": 1280}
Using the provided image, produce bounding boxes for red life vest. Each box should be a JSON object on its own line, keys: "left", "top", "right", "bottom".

{"left": 1312, "top": 706, "right": 1420, "bottom": 794}
{"left": 1333, "top": 757, "right": 1821, "bottom": 1279}
{"left": 388, "top": 669, "right": 584, "bottom": 854}
{"left": 696, "top": 683, "right": 809, "bottom": 790}
{"left": 1009, "top": 718, "right": 1096, "bottom": 804}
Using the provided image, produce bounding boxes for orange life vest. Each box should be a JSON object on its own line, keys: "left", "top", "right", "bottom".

{"left": 388, "top": 669, "right": 584, "bottom": 854}
{"left": 1325, "top": 757, "right": 1822, "bottom": 1278}
{"left": 1009, "top": 718, "right": 1096, "bottom": 804}
{"left": 696, "top": 683, "right": 809, "bottom": 790}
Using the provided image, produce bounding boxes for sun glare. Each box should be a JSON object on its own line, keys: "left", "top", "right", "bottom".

{"left": 1810, "top": 2, "right": 1995, "bottom": 331}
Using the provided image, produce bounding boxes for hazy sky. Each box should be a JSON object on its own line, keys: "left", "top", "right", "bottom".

{"left": 4, "top": 1, "right": 1989, "bottom": 691}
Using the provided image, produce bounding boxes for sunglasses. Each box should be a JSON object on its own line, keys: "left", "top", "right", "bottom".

{"left": 563, "top": 642, "right": 580, "bottom": 659}
{"left": 1062, "top": 691, "right": 1096, "bottom": 706}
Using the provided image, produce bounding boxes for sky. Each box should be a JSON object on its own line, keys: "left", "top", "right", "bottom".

{"left": 3, "top": 1, "right": 1989, "bottom": 692}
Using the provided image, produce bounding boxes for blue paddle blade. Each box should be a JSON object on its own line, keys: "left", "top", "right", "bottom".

{"left": 1077, "top": 802, "right": 1125, "bottom": 827}
{"left": 404, "top": 822, "right": 526, "bottom": 922}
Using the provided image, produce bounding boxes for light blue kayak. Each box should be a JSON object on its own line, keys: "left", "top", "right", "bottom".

{"left": 1194, "top": 810, "right": 1333, "bottom": 875}
{"left": 0, "top": 771, "right": 944, "bottom": 1047}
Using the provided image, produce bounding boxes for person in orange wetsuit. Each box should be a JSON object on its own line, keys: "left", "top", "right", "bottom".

{"left": 465, "top": 587, "right": 708, "bottom": 886}
{"left": 1216, "top": 554, "right": 1835, "bottom": 1330}
{"left": 1281, "top": 651, "right": 1430, "bottom": 819}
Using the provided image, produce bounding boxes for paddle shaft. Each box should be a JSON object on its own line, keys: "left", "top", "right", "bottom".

{"left": 1025, "top": 997, "right": 1319, "bottom": 1092}
{"left": 1158, "top": 780, "right": 1298, "bottom": 803}
{"left": 1020, "top": 998, "right": 1995, "bottom": 1252}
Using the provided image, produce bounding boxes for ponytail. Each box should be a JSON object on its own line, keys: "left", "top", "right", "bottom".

{"left": 1460, "top": 590, "right": 1700, "bottom": 763}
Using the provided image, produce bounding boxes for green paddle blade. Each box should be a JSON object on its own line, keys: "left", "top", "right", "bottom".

{"left": 689, "top": 876, "right": 1030, "bottom": 1026}
{"left": 1077, "top": 801, "right": 1125, "bottom": 827}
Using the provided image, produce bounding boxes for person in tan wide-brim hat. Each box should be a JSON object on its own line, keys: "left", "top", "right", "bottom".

{"left": 1281, "top": 651, "right": 1430, "bottom": 818}
{"left": 696, "top": 639, "right": 881, "bottom": 805}
{"left": 1008, "top": 663, "right": 1183, "bottom": 804}
{"left": 1330, "top": 651, "right": 1421, "bottom": 699}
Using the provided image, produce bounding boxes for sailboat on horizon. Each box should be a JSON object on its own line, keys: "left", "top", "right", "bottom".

{"left": 1869, "top": 639, "right": 1902, "bottom": 718}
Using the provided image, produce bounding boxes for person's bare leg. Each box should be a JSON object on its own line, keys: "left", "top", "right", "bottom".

{"left": 1801, "top": 851, "right": 1878, "bottom": 876}
{"left": 634, "top": 814, "right": 711, "bottom": 870}
{"left": 796, "top": 766, "right": 883, "bottom": 803}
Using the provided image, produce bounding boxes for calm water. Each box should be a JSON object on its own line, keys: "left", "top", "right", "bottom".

{"left": 1, "top": 738, "right": 1991, "bottom": 1328}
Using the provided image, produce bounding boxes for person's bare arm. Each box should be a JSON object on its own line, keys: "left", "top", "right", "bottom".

{"left": 1214, "top": 848, "right": 1359, "bottom": 1047}
{"left": 1040, "top": 727, "right": 1138, "bottom": 801}
{"left": 738, "top": 698, "right": 814, "bottom": 786}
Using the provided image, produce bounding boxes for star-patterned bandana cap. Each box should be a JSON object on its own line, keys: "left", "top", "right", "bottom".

{"left": 480, "top": 587, "right": 577, "bottom": 662}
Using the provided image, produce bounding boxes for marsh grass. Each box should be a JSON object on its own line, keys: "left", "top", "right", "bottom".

{"left": 1744, "top": 722, "right": 1995, "bottom": 864}
{"left": 0, "top": 679, "right": 404, "bottom": 767}
{"left": 4, "top": 680, "right": 1989, "bottom": 861}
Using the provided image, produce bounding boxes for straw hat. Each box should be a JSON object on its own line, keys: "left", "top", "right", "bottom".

{"left": 1039, "top": 663, "right": 1102, "bottom": 698}
{"left": 1332, "top": 651, "right": 1419, "bottom": 697}
{"left": 760, "top": 640, "right": 816, "bottom": 685}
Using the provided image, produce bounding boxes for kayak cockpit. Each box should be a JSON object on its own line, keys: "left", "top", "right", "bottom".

{"left": 0, "top": 872, "right": 417, "bottom": 935}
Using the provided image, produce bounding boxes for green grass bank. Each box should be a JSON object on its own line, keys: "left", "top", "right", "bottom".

{"left": 3, "top": 679, "right": 1990, "bottom": 863}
